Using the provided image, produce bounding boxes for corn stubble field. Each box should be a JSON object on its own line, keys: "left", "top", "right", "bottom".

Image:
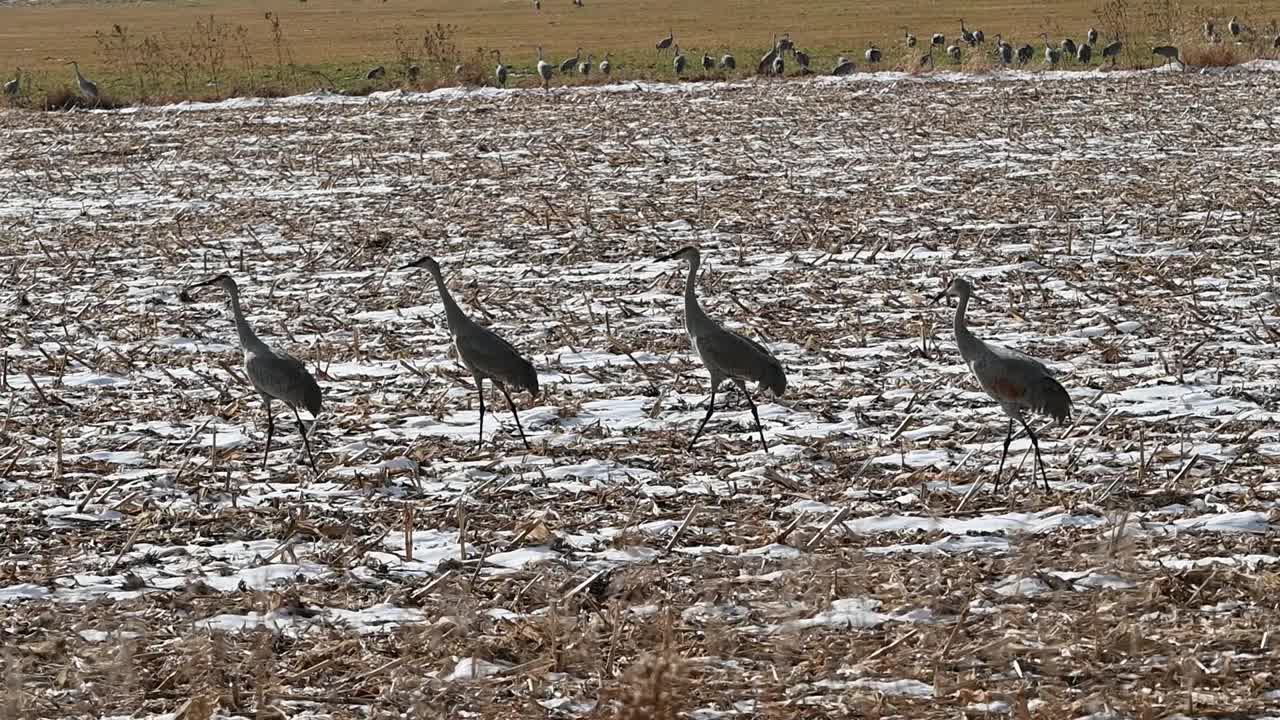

{"left": 4, "top": 67, "right": 1280, "bottom": 718}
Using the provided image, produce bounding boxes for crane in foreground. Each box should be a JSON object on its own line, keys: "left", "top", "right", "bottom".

{"left": 69, "top": 62, "right": 98, "bottom": 100}
{"left": 933, "top": 278, "right": 1071, "bottom": 492}
{"left": 657, "top": 246, "right": 786, "bottom": 452}
{"left": 399, "top": 256, "right": 539, "bottom": 450}
{"left": 182, "top": 274, "right": 322, "bottom": 472}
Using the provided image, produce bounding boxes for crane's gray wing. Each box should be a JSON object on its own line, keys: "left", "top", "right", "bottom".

{"left": 693, "top": 326, "right": 787, "bottom": 395}
{"left": 246, "top": 348, "right": 323, "bottom": 414}
{"left": 989, "top": 342, "right": 1055, "bottom": 376}
{"left": 454, "top": 324, "right": 538, "bottom": 393}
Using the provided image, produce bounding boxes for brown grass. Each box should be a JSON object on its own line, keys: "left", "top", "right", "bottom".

{"left": 1181, "top": 42, "right": 1248, "bottom": 67}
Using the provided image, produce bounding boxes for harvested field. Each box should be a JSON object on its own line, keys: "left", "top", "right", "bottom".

{"left": 3, "top": 67, "right": 1280, "bottom": 718}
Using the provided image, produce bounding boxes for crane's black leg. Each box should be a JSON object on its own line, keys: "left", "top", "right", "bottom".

{"left": 689, "top": 384, "right": 718, "bottom": 451}
{"left": 262, "top": 396, "right": 274, "bottom": 472}
{"left": 1019, "top": 416, "right": 1050, "bottom": 492}
{"left": 498, "top": 384, "right": 530, "bottom": 450}
{"left": 474, "top": 375, "right": 486, "bottom": 450}
{"left": 736, "top": 380, "right": 769, "bottom": 452}
{"left": 993, "top": 417, "right": 1014, "bottom": 493}
{"left": 292, "top": 405, "right": 318, "bottom": 473}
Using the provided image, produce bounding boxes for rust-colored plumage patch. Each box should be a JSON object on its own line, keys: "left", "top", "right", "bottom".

{"left": 990, "top": 377, "right": 1026, "bottom": 401}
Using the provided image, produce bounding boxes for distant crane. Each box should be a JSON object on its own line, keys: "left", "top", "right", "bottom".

{"left": 1041, "top": 34, "right": 1062, "bottom": 66}
{"left": 864, "top": 46, "right": 882, "bottom": 63}
{"left": 933, "top": 277, "right": 1071, "bottom": 492}
{"left": 183, "top": 274, "right": 322, "bottom": 472}
{"left": 673, "top": 45, "right": 687, "bottom": 75}
{"left": 771, "top": 52, "right": 785, "bottom": 76}
{"left": 947, "top": 44, "right": 962, "bottom": 63}
{"left": 1204, "top": 19, "right": 1217, "bottom": 41}
{"left": 367, "top": 65, "right": 386, "bottom": 80}
{"left": 932, "top": 33, "right": 946, "bottom": 47}
{"left": 407, "top": 64, "right": 421, "bottom": 82}
{"left": 1274, "top": 33, "right": 1280, "bottom": 49}
{"left": 701, "top": 51, "right": 714, "bottom": 73}
{"left": 776, "top": 33, "right": 794, "bottom": 55}
{"left": 1228, "top": 15, "right": 1240, "bottom": 38}
{"left": 794, "top": 48, "right": 812, "bottom": 74}
{"left": 493, "top": 49, "right": 508, "bottom": 87}
{"left": 832, "top": 55, "right": 855, "bottom": 75}
{"left": 1077, "top": 42, "right": 1092, "bottom": 64}
{"left": 1061, "top": 38, "right": 1077, "bottom": 58}
{"left": 559, "top": 47, "right": 582, "bottom": 74}
{"left": 720, "top": 53, "right": 736, "bottom": 70}
{"left": 536, "top": 46, "right": 553, "bottom": 90}
{"left": 657, "top": 246, "right": 786, "bottom": 452}
{"left": 533, "top": 0, "right": 540, "bottom": 11}
{"left": 919, "top": 46, "right": 935, "bottom": 68}
{"left": 69, "top": 61, "right": 98, "bottom": 100}
{"left": 1152, "top": 44, "right": 1182, "bottom": 67}
{"left": 657, "top": 29, "right": 674, "bottom": 54}
{"left": 1087, "top": 27, "right": 1099, "bottom": 45}
{"left": 758, "top": 38, "right": 779, "bottom": 75}
{"left": 3, "top": 68, "right": 18, "bottom": 96}
{"left": 973, "top": 29, "right": 985, "bottom": 44}
{"left": 904, "top": 28, "right": 917, "bottom": 47}
{"left": 600, "top": 53, "right": 612, "bottom": 75}
{"left": 573, "top": 0, "right": 584, "bottom": 7}
{"left": 1101, "top": 39, "right": 1123, "bottom": 64}
{"left": 399, "top": 256, "right": 539, "bottom": 450}
{"left": 1016, "top": 43, "right": 1034, "bottom": 64}
{"left": 960, "top": 19, "right": 976, "bottom": 46}
{"left": 579, "top": 53, "right": 593, "bottom": 77}
{"left": 994, "top": 35, "right": 1012, "bottom": 63}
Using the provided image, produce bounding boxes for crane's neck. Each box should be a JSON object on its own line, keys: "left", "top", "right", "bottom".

{"left": 224, "top": 285, "right": 269, "bottom": 354}
{"left": 428, "top": 268, "right": 472, "bottom": 334}
{"left": 681, "top": 255, "right": 712, "bottom": 334}
{"left": 951, "top": 290, "right": 987, "bottom": 362}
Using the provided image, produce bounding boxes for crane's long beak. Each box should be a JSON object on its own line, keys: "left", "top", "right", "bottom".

{"left": 655, "top": 249, "right": 685, "bottom": 263}
{"left": 397, "top": 262, "right": 417, "bottom": 271}
{"left": 930, "top": 290, "right": 949, "bottom": 305}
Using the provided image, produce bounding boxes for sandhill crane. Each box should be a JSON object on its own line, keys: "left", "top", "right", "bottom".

{"left": 960, "top": 19, "right": 976, "bottom": 46}
{"left": 1017, "top": 44, "right": 1034, "bottom": 64}
{"left": 932, "top": 33, "right": 946, "bottom": 46}
{"left": 579, "top": 54, "right": 593, "bottom": 77}
{"left": 794, "top": 48, "right": 812, "bottom": 74}
{"left": 1077, "top": 42, "right": 1092, "bottom": 64}
{"left": 453, "top": 64, "right": 465, "bottom": 78}
{"left": 1087, "top": 27, "right": 1099, "bottom": 45}
{"left": 1274, "top": 33, "right": 1280, "bottom": 49}
{"left": 1101, "top": 39, "right": 1123, "bottom": 64}
{"left": 183, "top": 274, "right": 322, "bottom": 472}
{"left": 758, "top": 39, "right": 779, "bottom": 75}
{"left": 702, "top": 51, "right": 714, "bottom": 73}
{"left": 3, "top": 68, "right": 18, "bottom": 96}
{"left": 533, "top": 0, "right": 540, "bottom": 10}
{"left": 573, "top": 0, "right": 584, "bottom": 7}
{"left": 1228, "top": 15, "right": 1240, "bottom": 38}
{"left": 657, "top": 247, "right": 786, "bottom": 452}
{"left": 673, "top": 45, "right": 687, "bottom": 76}
{"left": 832, "top": 55, "right": 855, "bottom": 75}
{"left": 1204, "top": 19, "right": 1217, "bottom": 41}
{"left": 1061, "top": 38, "right": 1077, "bottom": 58}
{"left": 559, "top": 48, "right": 581, "bottom": 74}
{"left": 493, "top": 50, "right": 508, "bottom": 87}
{"left": 1041, "top": 34, "right": 1062, "bottom": 66}
{"left": 657, "top": 29, "right": 674, "bottom": 54}
{"left": 69, "top": 62, "right": 98, "bottom": 100}
{"left": 995, "top": 36, "right": 1013, "bottom": 64}
{"left": 367, "top": 65, "right": 385, "bottom": 80}
{"left": 776, "top": 33, "right": 794, "bottom": 55}
{"left": 1152, "top": 45, "right": 1181, "bottom": 68}
{"left": 933, "top": 278, "right": 1071, "bottom": 492}
{"left": 919, "top": 46, "right": 935, "bottom": 68}
{"left": 865, "top": 46, "right": 882, "bottom": 63}
{"left": 407, "top": 64, "right": 421, "bottom": 82}
{"left": 772, "top": 52, "right": 785, "bottom": 76}
{"left": 600, "top": 53, "right": 612, "bottom": 75}
{"left": 720, "top": 53, "right": 736, "bottom": 70}
{"left": 947, "top": 44, "right": 962, "bottom": 63}
{"left": 973, "top": 29, "right": 985, "bottom": 44}
{"left": 904, "top": 28, "right": 918, "bottom": 47}
{"left": 400, "top": 256, "right": 539, "bottom": 450}
{"left": 536, "top": 46, "right": 553, "bottom": 90}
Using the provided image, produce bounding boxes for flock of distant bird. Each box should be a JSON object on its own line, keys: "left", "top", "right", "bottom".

{"left": 5, "top": 12, "right": 1279, "bottom": 100}
{"left": 180, "top": 251, "right": 1073, "bottom": 493}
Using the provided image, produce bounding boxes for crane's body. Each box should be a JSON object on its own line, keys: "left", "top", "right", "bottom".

{"left": 931, "top": 33, "right": 946, "bottom": 47}
{"left": 1077, "top": 43, "right": 1092, "bottom": 64}
{"left": 702, "top": 52, "right": 714, "bottom": 73}
{"left": 400, "top": 256, "right": 538, "bottom": 450}
{"left": 70, "top": 62, "right": 98, "bottom": 99}
{"left": 600, "top": 53, "right": 612, "bottom": 74}
{"left": 3, "top": 68, "right": 17, "bottom": 96}
{"left": 560, "top": 48, "right": 581, "bottom": 74}
{"left": 1087, "top": 27, "right": 1099, "bottom": 45}
{"left": 493, "top": 50, "right": 508, "bottom": 87}
{"left": 1016, "top": 44, "right": 1034, "bottom": 64}
{"left": 1228, "top": 16, "right": 1240, "bottom": 38}
{"left": 758, "top": 41, "right": 778, "bottom": 75}
{"left": 580, "top": 54, "right": 593, "bottom": 76}
{"left": 1204, "top": 19, "right": 1216, "bottom": 41}
{"left": 833, "top": 56, "right": 855, "bottom": 75}
{"left": 772, "top": 53, "right": 785, "bottom": 76}
{"left": 184, "top": 274, "right": 322, "bottom": 472}
{"left": 960, "top": 19, "right": 975, "bottom": 46}
{"left": 536, "top": 46, "right": 553, "bottom": 90}
{"left": 673, "top": 45, "right": 687, "bottom": 75}
{"left": 720, "top": 53, "right": 736, "bottom": 70}
{"left": 995, "top": 36, "right": 1013, "bottom": 64}
{"left": 1153, "top": 45, "right": 1181, "bottom": 68}
{"left": 934, "top": 278, "right": 1071, "bottom": 491}
{"left": 657, "top": 29, "right": 674, "bottom": 54}
{"left": 367, "top": 65, "right": 385, "bottom": 80}
{"left": 947, "top": 44, "right": 962, "bottom": 63}
{"left": 1101, "top": 40, "right": 1123, "bottom": 64}
{"left": 1061, "top": 38, "right": 1077, "bottom": 59}
{"left": 904, "top": 30, "right": 917, "bottom": 48}
{"left": 865, "top": 47, "right": 882, "bottom": 63}
{"left": 658, "top": 247, "right": 786, "bottom": 452}
{"left": 794, "top": 48, "right": 811, "bottom": 73}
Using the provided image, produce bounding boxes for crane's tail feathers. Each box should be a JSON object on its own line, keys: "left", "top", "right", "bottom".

{"left": 1036, "top": 375, "right": 1072, "bottom": 424}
